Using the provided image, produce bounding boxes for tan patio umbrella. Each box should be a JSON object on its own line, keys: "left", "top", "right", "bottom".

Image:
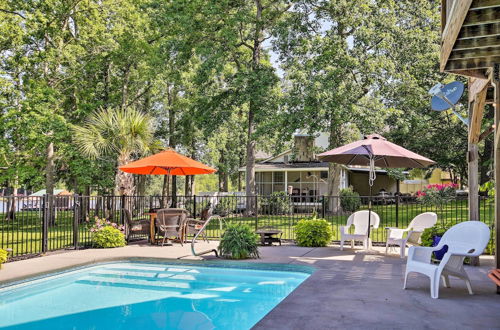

{"left": 318, "top": 134, "right": 435, "bottom": 244}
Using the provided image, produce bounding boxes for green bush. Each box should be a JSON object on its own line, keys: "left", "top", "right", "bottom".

{"left": 218, "top": 223, "right": 260, "bottom": 259}
{"left": 295, "top": 219, "right": 333, "bottom": 247}
{"left": 259, "top": 191, "right": 292, "bottom": 215}
{"left": 420, "top": 223, "right": 450, "bottom": 247}
{"left": 92, "top": 226, "right": 126, "bottom": 248}
{"left": 0, "top": 249, "right": 8, "bottom": 268}
{"left": 340, "top": 187, "right": 361, "bottom": 212}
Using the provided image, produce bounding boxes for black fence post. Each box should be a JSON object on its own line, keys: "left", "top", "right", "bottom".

{"left": 254, "top": 196, "right": 258, "bottom": 231}
{"left": 193, "top": 194, "right": 197, "bottom": 218}
{"left": 321, "top": 195, "right": 326, "bottom": 218}
{"left": 73, "top": 194, "right": 80, "bottom": 249}
{"left": 120, "top": 193, "right": 126, "bottom": 225}
{"left": 42, "top": 194, "right": 49, "bottom": 253}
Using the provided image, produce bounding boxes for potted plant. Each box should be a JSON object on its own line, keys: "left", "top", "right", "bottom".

{"left": 218, "top": 223, "right": 260, "bottom": 259}
{"left": 420, "top": 224, "right": 450, "bottom": 260}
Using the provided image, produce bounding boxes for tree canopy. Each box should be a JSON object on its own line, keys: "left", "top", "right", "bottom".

{"left": 0, "top": 0, "right": 472, "bottom": 196}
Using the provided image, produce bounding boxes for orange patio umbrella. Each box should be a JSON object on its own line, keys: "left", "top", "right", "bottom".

{"left": 119, "top": 149, "right": 216, "bottom": 175}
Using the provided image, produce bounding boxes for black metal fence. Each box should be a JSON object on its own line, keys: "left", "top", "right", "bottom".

{"left": 0, "top": 194, "right": 494, "bottom": 258}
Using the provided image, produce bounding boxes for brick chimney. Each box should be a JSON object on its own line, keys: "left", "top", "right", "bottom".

{"left": 292, "top": 132, "right": 316, "bottom": 162}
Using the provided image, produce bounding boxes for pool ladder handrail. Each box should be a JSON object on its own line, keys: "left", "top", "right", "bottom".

{"left": 189, "top": 215, "right": 225, "bottom": 258}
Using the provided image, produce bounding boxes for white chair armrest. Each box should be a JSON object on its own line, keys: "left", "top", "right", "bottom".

{"left": 340, "top": 225, "right": 350, "bottom": 235}
{"left": 386, "top": 227, "right": 408, "bottom": 239}
{"left": 408, "top": 246, "right": 436, "bottom": 263}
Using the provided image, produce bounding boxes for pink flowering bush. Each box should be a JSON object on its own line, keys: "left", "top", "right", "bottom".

{"left": 90, "top": 217, "right": 125, "bottom": 248}
{"left": 417, "top": 183, "right": 458, "bottom": 206}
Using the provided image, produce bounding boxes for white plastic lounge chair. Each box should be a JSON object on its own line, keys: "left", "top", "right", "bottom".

{"left": 403, "top": 221, "right": 490, "bottom": 299}
{"left": 385, "top": 212, "right": 438, "bottom": 258}
{"left": 340, "top": 210, "right": 380, "bottom": 251}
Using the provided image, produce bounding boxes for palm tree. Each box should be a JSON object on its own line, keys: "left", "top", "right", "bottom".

{"left": 73, "top": 107, "right": 155, "bottom": 195}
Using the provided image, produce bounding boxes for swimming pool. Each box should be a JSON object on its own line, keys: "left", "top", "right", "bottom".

{"left": 0, "top": 261, "right": 312, "bottom": 329}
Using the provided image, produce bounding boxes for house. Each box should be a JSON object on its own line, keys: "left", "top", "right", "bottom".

{"left": 241, "top": 132, "right": 454, "bottom": 198}
{"left": 241, "top": 132, "right": 401, "bottom": 197}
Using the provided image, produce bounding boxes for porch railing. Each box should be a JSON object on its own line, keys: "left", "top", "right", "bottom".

{"left": 0, "top": 194, "right": 494, "bottom": 258}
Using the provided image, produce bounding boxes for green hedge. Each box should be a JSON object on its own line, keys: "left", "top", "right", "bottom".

{"left": 295, "top": 219, "right": 333, "bottom": 247}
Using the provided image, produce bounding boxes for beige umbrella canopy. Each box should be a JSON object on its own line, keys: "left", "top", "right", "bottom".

{"left": 318, "top": 134, "right": 435, "bottom": 244}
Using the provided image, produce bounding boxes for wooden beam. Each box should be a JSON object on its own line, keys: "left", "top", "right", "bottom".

{"left": 441, "top": 0, "right": 447, "bottom": 33}
{"left": 457, "top": 22, "right": 500, "bottom": 40}
{"left": 492, "top": 62, "right": 500, "bottom": 293}
{"left": 447, "top": 68, "right": 489, "bottom": 79}
{"left": 478, "top": 125, "right": 494, "bottom": 141}
{"left": 454, "top": 35, "right": 500, "bottom": 50}
{"left": 441, "top": 0, "right": 473, "bottom": 71}
{"left": 471, "top": 0, "right": 500, "bottom": 10}
{"left": 450, "top": 46, "right": 500, "bottom": 60}
{"left": 469, "top": 86, "right": 488, "bottom": 144}
{"left": 446, "top": 55, "right": 500, "bottom": 70}
{"left": 469, "top": 77, "right": 491, "bottom": 102}
{"left": 463, "top": 7, "right": 500, "bottom": 27}
{"left": 470, "top": 0, "right": 500, "bottom": 10}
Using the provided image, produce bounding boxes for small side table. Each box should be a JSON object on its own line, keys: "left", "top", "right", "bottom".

{"left": 255, "top": 229, "right": 283, "bottom": 246}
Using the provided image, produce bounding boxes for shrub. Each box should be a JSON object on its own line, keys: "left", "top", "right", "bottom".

{"left": 90, "top": 218, "right": 126, "bottom": 248}
{"left": 417, "top": 183, "right": 458, "bottom": 206}
{"left": 259, "top": 191, "right": 292, "bottom": 215}
{"left": 295, "top": 219, "right": 333, "bottom": 247}
{"left": 420, "top": 223, "right": 450, "bottom": 247}
{"left": 340, "top": 187, "right": 361, "bottom": 212}
{"left": 218, "top": 223, "right": 260, "bottom": 259}
{"left": 0, "top": 249, "right": 8, "bottom": 268}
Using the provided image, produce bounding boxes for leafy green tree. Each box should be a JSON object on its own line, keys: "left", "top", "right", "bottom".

{"left": 72, "top": 107, "right": 156, "bottom": 195}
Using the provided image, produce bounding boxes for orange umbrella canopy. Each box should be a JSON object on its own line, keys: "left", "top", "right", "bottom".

{"left": 119, "top": 149, "right": 216, "bottom": 175}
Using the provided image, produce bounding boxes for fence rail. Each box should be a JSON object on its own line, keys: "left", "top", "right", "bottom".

{"left": 0, "top": 194, "right": 494, "bottom": 258}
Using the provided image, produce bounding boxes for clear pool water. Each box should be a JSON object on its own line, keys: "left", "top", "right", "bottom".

{"left": 0, "top": 261, "right": 311, "bottom": 329}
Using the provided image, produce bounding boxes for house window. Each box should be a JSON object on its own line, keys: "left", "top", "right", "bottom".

{"left": 321, "top": 171, "right": 328, "bottom": 179}
{"left": 273, "top": 172, "right": 284, "bottom": 183}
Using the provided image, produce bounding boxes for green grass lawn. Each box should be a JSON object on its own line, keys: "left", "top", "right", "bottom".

{"left": 1, "top": 199, "right": 494, "bottom": 257}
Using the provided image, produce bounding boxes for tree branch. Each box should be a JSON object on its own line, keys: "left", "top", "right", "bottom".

{"left": 0, "top": 8, "right": 26, "bottom": 19}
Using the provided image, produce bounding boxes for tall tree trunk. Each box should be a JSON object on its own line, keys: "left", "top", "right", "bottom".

{"left": 6, "top": 182, "right": 17, "bottom": 221}
{"left": 168, "top": 85, "right": 177, "bottom": 206}
{"left": 327, "top": 119, "right": 342, "bottom": 213}
{"left": 116, "top": 152, "right": 134, "bottom": 196}
{"left": 245, "top": 0, "right": 263, "bottom": 215}
{"left": 46, "top": 140, "right": 56, "bottom": 226}
{"left": 219, "top": 149, "right": 228, "bottom": 192}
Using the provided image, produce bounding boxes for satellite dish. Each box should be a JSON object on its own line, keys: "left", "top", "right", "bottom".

{"left": 430, "top": 81, "right": 465, "bottom": 111}
{"left": 429, "top": 81, "right": 468, "bottom": 126}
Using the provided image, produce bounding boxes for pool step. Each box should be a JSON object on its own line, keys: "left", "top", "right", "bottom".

{"left": 77, "top": 275, "right": 295, "bottom": 301}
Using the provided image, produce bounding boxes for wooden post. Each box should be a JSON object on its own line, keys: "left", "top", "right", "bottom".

{"left": 493, "top": 63, "right": 500, "bottom": 293}
{"left": 468, "top": 76, "right": 489, "bottom": 266}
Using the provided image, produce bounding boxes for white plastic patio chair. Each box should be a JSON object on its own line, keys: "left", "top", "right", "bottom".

{"left": 340, "top": 210, "right": 380, "bottom": 250}
{"left": 385, "top": 212, "right": 438, "bottom": 258}
{"left": 403, "top": 221, "right": 490, "bottom": 299}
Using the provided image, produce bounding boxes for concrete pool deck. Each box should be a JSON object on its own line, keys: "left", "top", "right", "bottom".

{"left": 1, "top": 243, "right": 499, "bottom": 329}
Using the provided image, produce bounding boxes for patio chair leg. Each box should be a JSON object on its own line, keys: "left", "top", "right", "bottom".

{"left": 351, "top": 240, "right": 354, "bottom": 249}
{"left": 430, "top": 276, "right": 440, "bottom": 299}
{"left": 340, "top": 240, "right": 344, "bottom": 251}
{"left": 400, "top": 245, "right": 406, "bottom": 258}
{"left": 161, "top": 235, "right": 166, "bottom": 247}
{"left": 385, "top": 242, "right": 389, "bottom": 254}
{"left": 403, "top": 271, "right": 409, "bottom": 289}
{"left": 465, "top": 278, "right": 473, "bottom": 295}
{"left": 442, "top": 275, "right": 450, "bottom": 288}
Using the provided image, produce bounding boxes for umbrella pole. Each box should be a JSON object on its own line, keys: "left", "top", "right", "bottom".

{"left": 366, "top": 155, "right": 375, "bottom": 250}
